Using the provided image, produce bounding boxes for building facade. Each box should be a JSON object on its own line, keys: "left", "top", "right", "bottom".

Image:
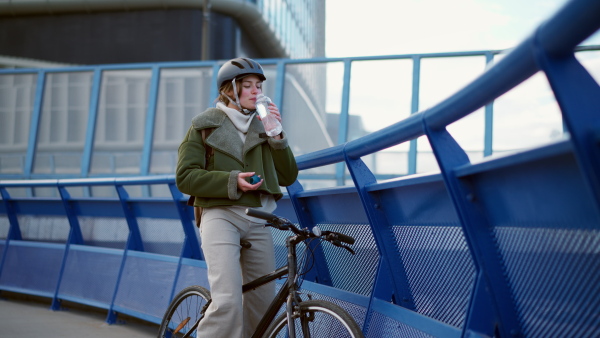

{"left": 0, "top": 0, "right": 335, "bottom": 188}
{"left": 0, "top": 0, "right": 326, "bottom": 65}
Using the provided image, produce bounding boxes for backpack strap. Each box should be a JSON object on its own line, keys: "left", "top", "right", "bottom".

{"left": 201, "top": 128, "right": 214, "bottom": 166}
{"left": 187, "top": 128, "right": 214, "bottom": 228}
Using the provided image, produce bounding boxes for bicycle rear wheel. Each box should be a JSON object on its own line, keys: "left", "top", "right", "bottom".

{"left": 263, "top": 299, "right": 364, "bottom": 338}
{"left": 157, "top": 285, "right": 211, "bottom": 338}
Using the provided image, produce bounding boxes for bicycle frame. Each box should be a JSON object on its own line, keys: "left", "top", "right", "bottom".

{"left": 184, "top": 232, "right": 306, "bottom": 338}
{"left": 251, "top": 235, "right": 305, "bottom": 338}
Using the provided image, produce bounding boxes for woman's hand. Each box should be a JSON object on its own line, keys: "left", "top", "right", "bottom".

{"left": 266, "top": 102, "right": 282, "bottom": 122}
{"left": 237, "top": 172, "right": 263, "bottom": 192}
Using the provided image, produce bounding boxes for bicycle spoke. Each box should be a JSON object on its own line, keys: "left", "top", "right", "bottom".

{"left": 158, "top": 286, "right": 210, "bottom": 338}
{"left": 263, "top": 300, "right": 363, "bottom": 338}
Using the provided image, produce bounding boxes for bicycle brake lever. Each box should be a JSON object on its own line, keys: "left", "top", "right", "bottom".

{"left": 330, "top": 239, "right": 356, "bottom": 255}
{"left": 342, "top": 245, "right": 356, "bottom": 255}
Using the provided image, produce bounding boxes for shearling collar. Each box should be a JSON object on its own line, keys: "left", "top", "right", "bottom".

{"left": 192, "top": 108, "right": 267, "bottom": 164}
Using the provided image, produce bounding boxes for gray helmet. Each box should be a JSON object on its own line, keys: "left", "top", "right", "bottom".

{"left": 217, "top": 57, "right": 266, "bottom": 89}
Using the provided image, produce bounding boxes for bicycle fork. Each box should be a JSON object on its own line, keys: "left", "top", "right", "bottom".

{"left": 285, "top": 235, "right": 307, "bottom": 338}
{"left": 286, "top": 289, "right": 314, "bottom": 338}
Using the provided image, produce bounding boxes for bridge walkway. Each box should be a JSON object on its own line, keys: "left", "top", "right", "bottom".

{"left": 0, "top": 293, "right": 157, "bottom": 337}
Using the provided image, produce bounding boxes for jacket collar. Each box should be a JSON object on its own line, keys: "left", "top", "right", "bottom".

{"left": 192, "top": 108, "right": 266, "bottom": 163}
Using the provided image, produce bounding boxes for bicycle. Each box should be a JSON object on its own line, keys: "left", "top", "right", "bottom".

{"left": 158, "top": 208, "right": 364, "bottom": 338}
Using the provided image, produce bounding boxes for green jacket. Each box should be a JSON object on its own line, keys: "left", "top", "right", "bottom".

{"left": 176, "top": 107, "right": 298, "bottom": 208}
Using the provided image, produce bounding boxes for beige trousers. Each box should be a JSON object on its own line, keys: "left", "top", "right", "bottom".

{"left": 197, "top": 207, "right": 276, "bottom": 338}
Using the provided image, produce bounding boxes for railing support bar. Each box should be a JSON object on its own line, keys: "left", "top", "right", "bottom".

{"left": 533, "top": 32, "right": 600, "bottom": 209}
{"left": 343, "top": 149, "right": 416, "bottom": 311}
{"left": 285, "top": 181, "right": 332, "bottom": 285}
{"left": 423, "top": 122, "right": 521, "bottom": 337}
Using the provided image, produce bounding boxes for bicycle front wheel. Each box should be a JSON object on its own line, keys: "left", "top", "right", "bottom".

{"left": 263, "top": 300, "right": 364, "bottom": 338}
{"left": 157, "top": 285, "right": 211, "bottom": 338}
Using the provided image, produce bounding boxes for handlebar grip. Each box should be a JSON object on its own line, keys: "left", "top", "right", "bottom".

{"left": 334, "top": 233, "right": 356, "bottom": 245}
{"left": 245, "top": 208, "right": 279, "bottom": 223}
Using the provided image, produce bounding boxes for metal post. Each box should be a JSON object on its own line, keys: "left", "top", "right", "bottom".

{"left": 408, "top": 56, "right": 421, "bottom": 175}
{"left": 24, "top": 71, "right": 46, "bottom": 182}
{"left": 483, "top": 52, "right": 495, "bottom": 157}
{"left": 336, "top": 59, "right": 352, "bottom": 186}
{"left": 202, "top": 0, "right": 211, "bottom": 61}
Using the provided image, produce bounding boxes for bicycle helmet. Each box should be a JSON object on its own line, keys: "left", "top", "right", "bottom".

{"left": 217, "top": 57, "right": 266, "bottom": 88}
{"left": 217, "top": 58, "right": 266, "bottom": 114}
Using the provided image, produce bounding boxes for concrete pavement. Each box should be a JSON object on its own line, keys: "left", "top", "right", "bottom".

{"left": 0, "top": 293, "right": 158, "bottom": 337}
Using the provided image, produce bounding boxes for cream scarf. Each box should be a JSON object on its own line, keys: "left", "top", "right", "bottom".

{"left": 216, "top": 102, "right": 255, "bottom": 142}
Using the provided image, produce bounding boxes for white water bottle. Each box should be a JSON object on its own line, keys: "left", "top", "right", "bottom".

{"left": 255, "top": 94, "right": 283, "bottom": 137}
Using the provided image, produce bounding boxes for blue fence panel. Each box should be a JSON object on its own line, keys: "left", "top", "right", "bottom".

{"left": 376, "top": 174, "right": 474, "bottom": 329}
{"left": 454, "top": 141, "right": 600, "bottom": 337}
{"left": 57, "top": 245, "right": 123, "bottom": 309}
{"left": 1, "top": 241, "right": 65, "bottom": 297}
{"left": 0, "top": 0, "right": 599, "bottom": 337}
{"left": 112, "top": 252, "right": 179, "bottom": 322}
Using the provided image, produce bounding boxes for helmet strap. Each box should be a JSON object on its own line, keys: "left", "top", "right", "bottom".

{"left": 221, "top": 91, "right": 238, "bottom": 108}
{"left": 226, "top": 77, "right": 253, "bottom": 115}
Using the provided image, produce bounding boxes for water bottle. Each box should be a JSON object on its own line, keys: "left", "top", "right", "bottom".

{"left": 255, "top": 94, "right": 283, "bottom": 137}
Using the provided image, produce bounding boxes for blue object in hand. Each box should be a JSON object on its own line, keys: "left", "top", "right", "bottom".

{"left": 248, "top": 174, "right": 261, "bottom": 184}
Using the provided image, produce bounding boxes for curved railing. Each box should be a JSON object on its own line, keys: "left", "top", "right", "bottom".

{"left": 1, "top": 0, "right": 600, "bottom": 336}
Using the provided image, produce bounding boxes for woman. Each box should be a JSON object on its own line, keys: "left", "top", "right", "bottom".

{"left": 176, "top": 57, "right": 298, "bottom": 338}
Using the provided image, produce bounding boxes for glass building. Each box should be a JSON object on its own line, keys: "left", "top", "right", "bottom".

{"left": 0, "top": 0, "right": 334, "bottom": 188}
{"left": 0, "top": 0, "right": 325, "bottom": 64}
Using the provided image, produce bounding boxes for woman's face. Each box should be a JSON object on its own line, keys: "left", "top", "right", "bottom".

{"left": 227, "top": 75, "right": 263, "bottom": 110}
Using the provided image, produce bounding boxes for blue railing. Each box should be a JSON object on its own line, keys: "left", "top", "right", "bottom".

{"left": 2, "top": 38, "right": 598, "bottom": 186}
{"left": 1, "top": 0, "right": 600, "bottom": 337}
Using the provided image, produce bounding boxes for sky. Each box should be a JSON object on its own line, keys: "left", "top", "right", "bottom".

{"left": 321, "top": 0, "right": 600, "bottom": 171}
{"left": 325, "top": 0, "right": 600, "bottom": 57}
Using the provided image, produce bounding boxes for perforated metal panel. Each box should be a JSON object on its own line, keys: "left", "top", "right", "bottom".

{"left": 295, "top": 287, "right": 368, "bottom": 332}
{"left": 114, "top": 255, "right": 179, "bottom": 318}
{"left": 495, "top": 227, "right": 600, "bottom": 338}
{"left": 0, "top": 243, "right": 64, "bottom": 293}
{"left": 392, "top": 225, "right": 475, "bottom": 329}
{"left": 58, "top": 248, "right": 122, "bottom": 305}
{"left": 174, "top": 263, "right": 210, "bottom": 296}
{"left": 316, "top": 223, "right": 378, "bottom": 296}
{"left": 366, "top": 311, "right": 435, "bottom": 338}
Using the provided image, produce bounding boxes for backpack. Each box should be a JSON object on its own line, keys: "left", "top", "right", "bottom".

{"left": 186, "top": 128, "right": 213, "bottom": 227}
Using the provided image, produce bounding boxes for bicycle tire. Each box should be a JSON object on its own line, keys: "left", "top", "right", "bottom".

{"left": 262, "top": 299, "right": 364, "bottom": 338}
{"left": 157, "top": 285, "right": 211, "bottom": 338}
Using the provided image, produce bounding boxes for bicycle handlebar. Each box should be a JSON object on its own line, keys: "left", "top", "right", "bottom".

{"left": 245, "top": 208, "right": 281, "bottom": 224}
{"left": 245, "top": 208, "right": 356, "bottom": 246}
{"left": 322, "top": 231, "right": 355, "bottom": 245}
